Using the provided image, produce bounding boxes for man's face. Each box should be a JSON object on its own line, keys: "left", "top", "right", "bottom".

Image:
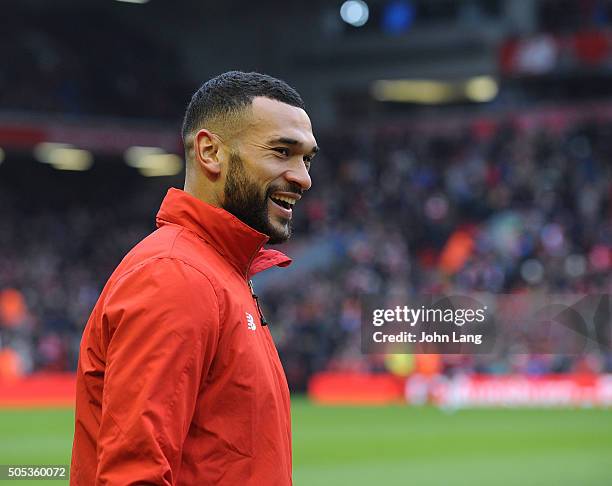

{"left": 221, "top": 97, "right": 318, "bottom": 244}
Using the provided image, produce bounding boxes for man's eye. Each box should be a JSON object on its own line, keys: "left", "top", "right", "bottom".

{"left": 273, "top": 147, "right": 290, "bottom": 157}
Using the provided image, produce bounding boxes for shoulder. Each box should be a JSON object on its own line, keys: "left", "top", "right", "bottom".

{"left": 110, "top": 256, "right": 219, "bottom": 303}
{"left": 100, "top": 257, "right": 223, "bottom": 344}
{"left": 111, "top": 224, "right": 224, "bottom": 294}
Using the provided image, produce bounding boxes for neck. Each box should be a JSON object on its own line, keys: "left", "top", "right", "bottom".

{"left": 184, "top": 176, "right": 222, "bottom": 208}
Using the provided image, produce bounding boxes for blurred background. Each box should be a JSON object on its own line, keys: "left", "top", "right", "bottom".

{"left": 0, "top": 0, "right": 611, "bottom": 484}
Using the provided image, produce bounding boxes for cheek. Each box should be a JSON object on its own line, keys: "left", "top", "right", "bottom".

{"left": 242, "top": 158, "right": 282, "bottom": 193}
{"left": 257, "top": 157, "right": 285, "bottom": 178}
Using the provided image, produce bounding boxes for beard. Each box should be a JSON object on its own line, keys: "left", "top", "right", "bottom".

{"left": 222, "top": 150, "right": 295, "bottom": 245}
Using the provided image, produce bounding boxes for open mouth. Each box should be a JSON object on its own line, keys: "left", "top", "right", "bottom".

{"left": 269, "top": 194, "right": 297, "bottom": 211}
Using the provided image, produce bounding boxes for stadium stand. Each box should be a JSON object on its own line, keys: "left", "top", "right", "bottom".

{"left": 2, "top": 105, "right": 611, "bottom": 390}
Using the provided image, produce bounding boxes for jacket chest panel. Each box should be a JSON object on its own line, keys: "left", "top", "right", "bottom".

{"left": 216, "top": 283, "right": 280, "bottom": 383}
{"left": 189, "top": 281, "right": 289, "bottom": 461}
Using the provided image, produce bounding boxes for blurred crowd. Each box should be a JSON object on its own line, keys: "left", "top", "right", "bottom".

{"left": 1, "top": 110, "right": 612, "bottom": 390}
{"left": 0, "top": 8, "right": 189, "bottom": 119}
{"left": 267, "top": 112, "right": 612, "bottom": 389}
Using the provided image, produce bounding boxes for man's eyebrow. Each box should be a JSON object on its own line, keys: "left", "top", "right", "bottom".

{"left": 267, "top": 137, "right": 299, "bottom": 146}
{"left": 267, "top": 137, "right": 320, "bottom": 154}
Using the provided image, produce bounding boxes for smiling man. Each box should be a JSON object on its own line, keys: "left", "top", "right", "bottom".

{"left": 71, "top": 72, "right": 318, "bottom": 485}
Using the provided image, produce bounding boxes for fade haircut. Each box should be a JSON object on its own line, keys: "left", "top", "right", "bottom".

{"left": 181, "top": 71, "right": 305, "bottom": 153}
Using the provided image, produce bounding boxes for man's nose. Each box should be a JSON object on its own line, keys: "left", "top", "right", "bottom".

{"left": 285, "top": 160, "right": 312, "bottom": 192}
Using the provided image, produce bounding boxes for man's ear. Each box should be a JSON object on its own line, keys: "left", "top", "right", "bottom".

{"left": 194, "top": 129, "right": 222, "bottom": 178}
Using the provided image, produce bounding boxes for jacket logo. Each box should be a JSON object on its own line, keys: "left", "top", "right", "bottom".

{"left": 246, "top": 312, "right": 256, "bottom": 331}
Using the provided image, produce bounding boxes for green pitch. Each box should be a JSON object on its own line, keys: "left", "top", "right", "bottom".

{"left": 0, "top": 399, "right": 611, "bottom": 485}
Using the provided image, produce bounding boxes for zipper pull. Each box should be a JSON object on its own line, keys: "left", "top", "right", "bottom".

{"left": 248, "top": 279, "right": 268, "bottom": 326}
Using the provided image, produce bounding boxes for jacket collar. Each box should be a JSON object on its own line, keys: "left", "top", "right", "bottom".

{"left": 156, "top": 188, "right": 292, "bottom": 278}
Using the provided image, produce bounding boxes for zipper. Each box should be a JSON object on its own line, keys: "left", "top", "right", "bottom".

{"left": 248, "top": 279, "right": 268, "bottom": 326}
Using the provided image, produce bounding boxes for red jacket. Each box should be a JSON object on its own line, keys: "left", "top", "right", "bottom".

{"left": 71, "top": 188, "right": 293, "bottom": 485}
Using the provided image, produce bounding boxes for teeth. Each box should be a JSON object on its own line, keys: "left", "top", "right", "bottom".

{"left": 272, "top": 195, "right": 296, "bottom": 205}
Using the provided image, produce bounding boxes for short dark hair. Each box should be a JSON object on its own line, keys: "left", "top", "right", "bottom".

{"left": 181, "top": 71, "right": 305, "bottom": 142}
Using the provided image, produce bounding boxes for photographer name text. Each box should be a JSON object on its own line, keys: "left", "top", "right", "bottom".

{"left": 372, "top": 330, "right": 482, "bottom": 345}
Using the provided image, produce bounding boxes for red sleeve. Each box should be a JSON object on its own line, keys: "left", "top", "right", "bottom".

{"left": 95, "top": 258, "right": 220, "bottom": 485}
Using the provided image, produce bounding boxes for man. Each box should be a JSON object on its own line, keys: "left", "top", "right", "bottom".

{"left": 71, "top": 71, "right": 318, "bottom": 485}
